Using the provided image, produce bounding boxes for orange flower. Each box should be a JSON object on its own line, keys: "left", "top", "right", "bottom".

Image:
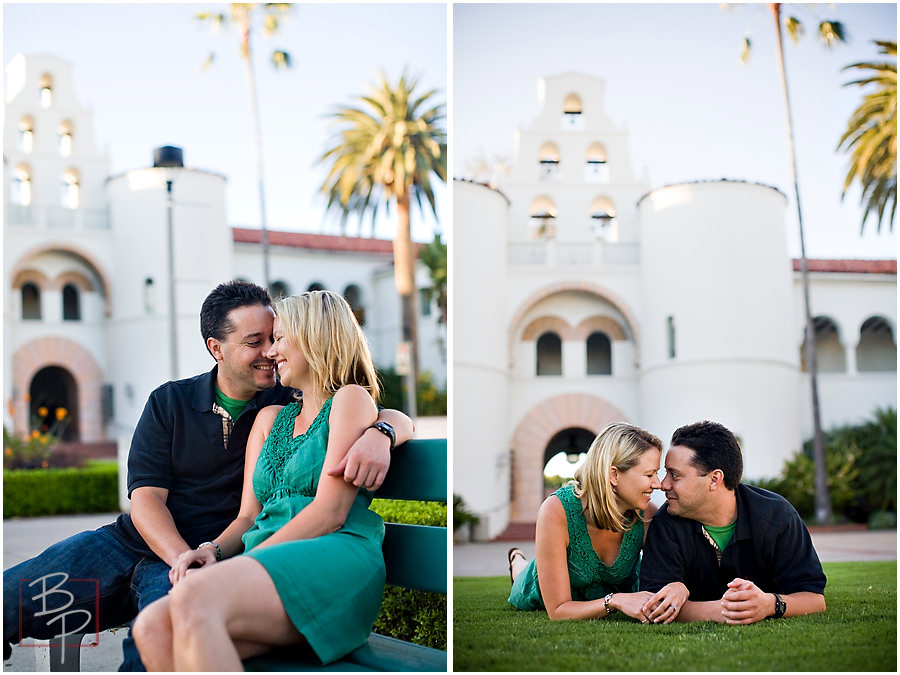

{"left": 40, "top": 460, "right": 49, "bottom": 468}
{"left": 31, "top": 430, "right": 40, "bottom": 439}
{"left": 37, "top": 406, "right": 49, "bottom": 418}
{"left": 55, "top": 408, "right": 67, "bottom": 421}
{"left": 4, "top": 448, "right": 12, "bottom": 456}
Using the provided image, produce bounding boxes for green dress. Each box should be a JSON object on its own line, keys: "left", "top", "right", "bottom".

{"left": 242, "top": 398, "right": 386, "bottom": 664}
{"left": 508, "top": 484, "right": 643, "bottom": 610}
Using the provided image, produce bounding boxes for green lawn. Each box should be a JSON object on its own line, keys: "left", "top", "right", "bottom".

{"left": 453, "top": 561, "right": 896, "bottom": 671}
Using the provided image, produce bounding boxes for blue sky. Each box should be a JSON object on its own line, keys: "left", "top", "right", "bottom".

{"left": 3, "top": 2, "right": 447, "bottom": 241}
{"left": 454, "top": 2, "right": 897, "bottom": 259}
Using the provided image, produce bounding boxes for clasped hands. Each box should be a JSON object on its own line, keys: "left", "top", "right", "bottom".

{"left": 169, "top": 546, "right": 217, "bottom": 585}
{"left": 611, "top": 582, "right": 689, "bottom": 624}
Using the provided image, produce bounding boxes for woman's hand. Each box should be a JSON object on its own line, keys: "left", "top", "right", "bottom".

{"left": 641, "top": 581, "right": 689, "bottom": 624}
{"left": 168, "top": 547, "right": 216, "bottom": 585}
{"left": 609, "top": 591, "right": 654, "bottom": 622}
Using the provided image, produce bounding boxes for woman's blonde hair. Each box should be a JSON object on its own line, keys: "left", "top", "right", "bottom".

{"left": 571, "top": 422, "right": 662, "bottom": 532}
{"left": 274, "top": 290, "right": 380, "bottom": 402}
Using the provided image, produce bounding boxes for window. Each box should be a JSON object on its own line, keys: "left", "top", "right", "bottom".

{"left": 22, "top": 283, "right": 41, "bottom": 320}
{"left": 343, "top": 284, "right": 365, "bottom": 325}
{"left": 586, "top": 332, "right": 612, "bottom": 375}
{"left": 589, "top": 196, "right": 616, "bottom": 239}
{"left": 307, "top": 282, "right": 326, "bottom": 292}
{"left": 857, "top": 316, "right": 896, "bottom": 372}
{"left": 419, "top": 288, "right": 431, "bottom": 318}
{"left": 62, "top": 284, "right": 81, "bottom": 321}
{"left": 801, "top": 317, "right": 845, "bottom": 372}
{"left": 585, "top": 142, "right": 609, "bottom": 182}
{"left": 61, "top": 168, "right": 80, "bottom": 209}
{"left": 39, "top": 73, "right": 54, "bottom": 109}
{"left": 562, "top": 93, "right": 583, "bottom": 129}
{"left": 269, "top": 280, "right": 290, "bottom": 300}
{"left": 18, "top": 117, "right": 34, "bottom": 153}
{"left": 12, "top": 165, "right": 32, "bottom": 206}
{"left": 529, "top": 196, "right": 558, "bottom": 240}
{"left": 538, "top": 141, "right": 560, "bottom": 180}
{"left": 667, "top": 316, "right": 676, "bottom": 359}
{"left": 536, "top": 332, "right": 562, "bottom": 376}
{"left": 58, "top": 120, "right": 73, "bottom": 158}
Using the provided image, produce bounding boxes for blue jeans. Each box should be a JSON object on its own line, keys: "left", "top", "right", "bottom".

{"left": 3, "top": 527, "right": 171, "bottom": 671}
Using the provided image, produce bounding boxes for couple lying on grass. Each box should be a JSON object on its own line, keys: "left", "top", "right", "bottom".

{"left": 508, "top": 421, "right": 826, "bottom": 624}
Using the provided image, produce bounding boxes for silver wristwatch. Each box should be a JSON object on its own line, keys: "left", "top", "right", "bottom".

{"left": 197, "top": 541, "right": 222, "bottom": 561}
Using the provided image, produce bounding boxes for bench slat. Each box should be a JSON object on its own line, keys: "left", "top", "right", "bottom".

{"left": 383, "top": 523, "right": 446, "bottom": 593}
{"left": 375, "top": 439, "right": 447, "bottom": 502}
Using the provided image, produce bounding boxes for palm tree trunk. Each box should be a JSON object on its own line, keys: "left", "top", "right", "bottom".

{"left": 242, "top": 17, "right": 271, "bottom": 288}
{"left": 771, "top": 3, "right": 833, "bottom": 523}
{"left": 395, "top": 191, "right": 419, "bottom": 418}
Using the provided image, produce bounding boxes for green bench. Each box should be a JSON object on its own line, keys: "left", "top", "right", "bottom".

{"left": 43, "top": 438, "right": 447, "bottom": 672}
{"left": 244, "top": 437, "right": 448, "bottom": 671}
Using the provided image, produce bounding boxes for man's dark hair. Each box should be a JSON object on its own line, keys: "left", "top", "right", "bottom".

{"left": 200, "top": 280, "right": 272, "bottom": 357}
{"left": 670, "top": 420, "right": 743, "bottom": 490}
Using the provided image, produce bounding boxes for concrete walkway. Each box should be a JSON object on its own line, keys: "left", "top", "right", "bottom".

{"left": 453, "top": 529, "right": 898, "bottom": 577}
{"left": 4, "top": 513, "right": 129, "bottom": 673}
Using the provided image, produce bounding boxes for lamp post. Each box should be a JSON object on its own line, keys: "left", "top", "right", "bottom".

{"left": 166, "top": 178, "right": 178, "bottom": 381}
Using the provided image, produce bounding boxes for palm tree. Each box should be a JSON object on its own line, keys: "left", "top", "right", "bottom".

{"left": 837, "top": 40, "right": 897, "bottom": 234}
{"left": 319, "top": 70, "right": 447, "bottom": 414}
{"left": 741, "top": 4, "right": 846, "bottom": 523}
{"left": 195, "top": 3, "right": 293, "bottom": 288}
{"left": 420, "top": 233, "right": 448, "bottom": 327}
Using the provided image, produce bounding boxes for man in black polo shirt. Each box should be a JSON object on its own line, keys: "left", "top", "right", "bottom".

{"left": 639, "top": 420, "right": 826, "bottom": 624}
{"left": 3, "top": 281, "right": 412, "bottom": 670}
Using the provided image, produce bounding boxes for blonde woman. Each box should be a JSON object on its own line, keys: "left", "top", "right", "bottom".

{"left": 133, "top": 291, "right": 387, "bottom": 669}
{"left": 508, "top": 423, "right": 688, "bottom": 622}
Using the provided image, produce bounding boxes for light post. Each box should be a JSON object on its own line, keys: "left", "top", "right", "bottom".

{"left": 165, "top": 177, "right": 178, "bottom": 381}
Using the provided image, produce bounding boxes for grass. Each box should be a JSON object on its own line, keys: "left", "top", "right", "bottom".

{"left": 453, "top": 561, "right": 896, "bottom": 671}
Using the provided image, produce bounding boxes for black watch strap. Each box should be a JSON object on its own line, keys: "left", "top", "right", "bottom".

{"left": 772, "top": 593, "right": 786, "bottom": 619}
{"left": 369, "top": 421, "right": 396, "bottom": 450}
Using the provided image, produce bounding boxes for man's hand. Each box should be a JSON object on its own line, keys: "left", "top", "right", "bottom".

{"left": 327, "top": 427, "right": 391, "bottom": 490}
{"left": 642, "top": 581, "right": 689, "bottom": 624}
{"left": 720, "top": 578, "right": 774, "bottom": 625}
{"left": 168, "top": 546, "right": 216, "bottom": 585}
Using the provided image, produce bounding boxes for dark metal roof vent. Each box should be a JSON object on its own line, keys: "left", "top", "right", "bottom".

{"left": 153, "top": 146, "right": 184, "bottom": 168}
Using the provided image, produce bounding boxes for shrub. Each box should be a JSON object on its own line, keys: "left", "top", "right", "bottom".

{"left": 4, "top": 460, "right": 118, "bottom": 518}
{"left": 753, "top": 407, "right": 897, "bottom": 524}
{"left": 377, "top": 368, "right": 447, "bottom": 416}
{"left": 452, "top": 494, "right": 480, "bottom": 532}
{"left": 370, "top": 497, "right": 447, "bottom": 650}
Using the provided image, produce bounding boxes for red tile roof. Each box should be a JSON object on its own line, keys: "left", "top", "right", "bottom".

{"left": 232, "top": 227, "right": 396, "bottom": 254}
{"left": 793, "top": 259, "right": 896, "bottom": 275}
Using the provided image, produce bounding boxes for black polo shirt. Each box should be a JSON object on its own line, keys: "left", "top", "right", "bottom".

{"left": 103, "top": 367, "right": 292, "bottom": 558}
{"left": 640, "top": 484, "right": 826, "bottom": 600}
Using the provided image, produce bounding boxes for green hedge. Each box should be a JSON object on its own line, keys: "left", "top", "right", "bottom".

{"left": 370, "top": 498, "right": 447, "bottom": 650}
{"left": 3, "top": 460, "right": 118, "bottom": 518}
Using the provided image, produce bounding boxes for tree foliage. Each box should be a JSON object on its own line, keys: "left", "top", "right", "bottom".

{"left": 837, "top": 40, "right": 897, "bottom": 234}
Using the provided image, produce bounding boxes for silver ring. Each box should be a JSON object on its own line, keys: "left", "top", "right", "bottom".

{"left": 672, "top": 604, "right": 678, "bottom": 611}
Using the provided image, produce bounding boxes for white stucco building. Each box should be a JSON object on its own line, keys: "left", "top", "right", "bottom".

{"left": 454, "top": 72, "right": 896, "bottom": 540}
{"left": 4, "top": 53, "right": 446, "bottom": 450}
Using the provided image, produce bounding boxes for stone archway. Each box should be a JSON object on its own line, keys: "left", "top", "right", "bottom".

{"left": 12, "top": 338, "right": 105, "bottom": 442}
{"left": 509, "top": 392, "right": 629, "bottom": 522}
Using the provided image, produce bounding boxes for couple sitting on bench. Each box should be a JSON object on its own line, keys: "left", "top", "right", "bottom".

{"left": 508, "top": 420, "right": 826, "bottom": 624}
{"left": 4, "top": 281, "right": 416, "bottom": 670}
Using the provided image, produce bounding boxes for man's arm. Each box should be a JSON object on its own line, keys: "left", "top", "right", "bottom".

{"left": 720, "top": 578, "right": 825, "bottom": 624}
{"left": 130, "top": 487, "right": 192, "bottom": 567}
{"left": 326, "top": 407, "right": 414, "bottom": 490}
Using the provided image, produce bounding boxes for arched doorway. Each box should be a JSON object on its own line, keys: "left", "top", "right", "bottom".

{"left": 542, "top": 427, "right": 594, "bottom": 497}
{"left": 29, "top": 366, "right": 79, "bottom": 441}
{"left": 509, "top": 393, "right": 629, "bottom": 522}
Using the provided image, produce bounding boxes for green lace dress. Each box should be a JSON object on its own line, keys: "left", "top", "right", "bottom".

{"left": 242, "top": 398, "right": 386, "bottom": 664}
{"left": 508, "top": 484, "right": 643, "bottom": 610}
